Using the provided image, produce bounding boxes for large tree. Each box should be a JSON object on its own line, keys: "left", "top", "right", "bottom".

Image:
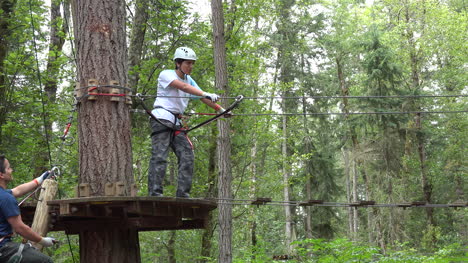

{"left": 71, "top": 0, "right": 136, "bottom": 261}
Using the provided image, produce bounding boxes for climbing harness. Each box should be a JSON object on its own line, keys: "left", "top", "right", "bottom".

{"left": 6, "top": 243, "right": 26, "bottom": 263}
{"left": 136, "top": 93, "right": 244, "bottom": 134}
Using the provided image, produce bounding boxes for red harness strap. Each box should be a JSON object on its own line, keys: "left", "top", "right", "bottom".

{"left": 174, "top": 129, "right": 193, "bottom": 149}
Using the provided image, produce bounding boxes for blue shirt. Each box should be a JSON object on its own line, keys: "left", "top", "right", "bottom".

{"left": 0, "top": 187, "right": 20, "bottom": 247}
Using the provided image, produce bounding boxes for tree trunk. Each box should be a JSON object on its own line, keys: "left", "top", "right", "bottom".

{"left": 343, "top": 149, "right": 353, "bottom": 236}
{"left": 199, "top": 125, "right": 218, "bottom": 263}
{"left": 128, "top": 0, "right": 149, "bottom": 92}
{"left": 276, "top": 0, "right": 297, "bottom": 254}
{"left": 73, "top": 0, "right": 133, "bottom": 195}
{"left": 282, "top": 107, "right": 294, "bottom": 254}
{"left": 167, "top": 230, "right": 176, "bottom": 263}
{"left": 211, "top": 0, "right": 232, "bottom": 262}
{"left": 249, "top": 139, "right": 258, "bottom": 260}
{"left": 337, "top": 55, "right": 358, "bottom": 238}
{"left": 31, "top": 0, "right": 70, "bottom": 176}
{"left": 416, "top": 113, "right": 434, "bottom": 227}
{"left": 403, "top": 3, "right": 435, "bottom": 231}
{"left": 45, "top": 0, "right": 67, "bottom": 102}
{"left": 71, "top": 0, "right": 136, "bottom": 262}
{"left": 352, "top": 161, "right": 358, "bottom": 233}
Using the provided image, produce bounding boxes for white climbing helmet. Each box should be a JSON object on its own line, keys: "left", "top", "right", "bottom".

{"left": 173, "top": 47, "right": 197, "bottom": 61}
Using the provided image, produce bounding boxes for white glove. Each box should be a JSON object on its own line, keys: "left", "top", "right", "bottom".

{"left": 39, "top": 237, "right": 56, "bottom": 247}
{"left": 202, "top": 92, "right": 220, "bottom": 102}
{"left": 34, "top": 170, "right": 50, "bottom": 185}
{"left": 216, "top": 107, "right": 233, "bottom": 118}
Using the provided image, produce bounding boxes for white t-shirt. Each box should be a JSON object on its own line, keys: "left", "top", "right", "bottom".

{"left": 152, "top": 70, "right": 201, "bottom": 124}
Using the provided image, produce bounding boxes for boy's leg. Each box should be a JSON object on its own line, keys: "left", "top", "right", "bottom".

{"left": 148, "top": 119, "right": 172, "bottom": 196}
{"left": 172, "top": 132, "right": 194, "bottom": 198}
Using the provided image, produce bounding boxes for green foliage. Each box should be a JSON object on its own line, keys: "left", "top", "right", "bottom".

{"left": 1, "top": 0, "right": 466, "bottom": 262}
{"left": 289, "top": 238, "right": 467, "bottom": 263}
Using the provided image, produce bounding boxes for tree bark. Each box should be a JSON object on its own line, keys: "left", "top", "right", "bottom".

{"left": 167, "top": 230, "right": 176, "bottom": 263}
{"left": 211, "top": 0, "right": 232, "bottom": 262}
{"left": 71, "top": 0, "right": 136, "bottom": 262}
{"left": 199, "top": 125, "right": 218, "bottom": 263}
{"left": 276, "top": 0, "right": 297, "bottom": 254}
{"left": 72, "top": 0, "right": 133, "bottom": 195}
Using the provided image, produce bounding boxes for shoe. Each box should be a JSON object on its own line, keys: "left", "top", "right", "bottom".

{"left": 176, "top": 193, "right": 190, "bottom": 198}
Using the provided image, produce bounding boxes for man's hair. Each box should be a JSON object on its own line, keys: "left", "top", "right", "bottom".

{"left": 0, "top": 155, "right": 5, "bottom": 173}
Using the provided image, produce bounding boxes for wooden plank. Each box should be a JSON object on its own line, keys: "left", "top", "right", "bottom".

{"left": 30, "top": 179, "right": 58, "bottom": 250}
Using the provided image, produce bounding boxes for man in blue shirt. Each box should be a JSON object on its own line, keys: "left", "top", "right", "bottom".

{"left": 0, "top": 155, "right": 56, "bottom": 262}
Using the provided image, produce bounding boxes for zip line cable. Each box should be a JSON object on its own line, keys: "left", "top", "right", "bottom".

{"left": 133, "top": 108, "right": 467, "bottom": 116}
{"left": 134, "top": 94, "right": 468, "bottom": 100}
{"left": 213, "top": 198, "right": 467, "bottom": 208}
{"left": 131, "top": 93, "right": 467, "bottom": 116}
{"left": 226, "top": 110, "right": 468, "bottom": 116}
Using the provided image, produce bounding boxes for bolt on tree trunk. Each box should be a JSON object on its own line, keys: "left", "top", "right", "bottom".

{"left": 71, "top": 0, "right": 137, "bottom": 262}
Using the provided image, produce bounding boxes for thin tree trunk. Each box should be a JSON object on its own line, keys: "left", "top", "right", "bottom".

{"left": 282, "top": 107, "right": 294, "bottom": 254}
{"left": 199, "top": 125, "right": 218, "bottom": 263}
{"left": 211, "top": 0, "right": 232, "bottom": 262}
{"left": 403, "top": 3, "right": 435, "bottom": 231}
{"left": 128, "top": 0, "right": 149, "bottom": 92}
{"left": 343, "top": 149, "right": 353, "bottom": 236}
{"left": 363, "top": 168, "right": 373, "bottom": 244}
{"left": 337, "top": 55, "right": 361, "bottom": 238}
{"left": 167, "top": 231, "right": 176, "bottom": 263}
{"left": 416, "top": 113, "right": 434, "bottom": 227}
{"left": 33, "top": 0, "right": 69, "bottom": 176}
{"left": 250, "top": 139, "right": 258, "bottom": 261}
{"left": 45, "top": 0, "right": 67, "bottom": 102}
{"left": 352, "top": 161, "right": 358, "bottom": 233}
{"left": 276, "top": 0, "right": 297, "bottom": 254}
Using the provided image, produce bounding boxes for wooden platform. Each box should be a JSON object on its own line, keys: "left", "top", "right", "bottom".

{"left": 23, "top": 196, "right": 217, "bottom": 234}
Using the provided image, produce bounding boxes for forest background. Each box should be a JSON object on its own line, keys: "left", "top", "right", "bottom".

{"left": 0, "top": 0, "right": 466, "bottom": 262}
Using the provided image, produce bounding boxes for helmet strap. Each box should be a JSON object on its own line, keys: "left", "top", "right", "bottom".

{"left": 176, "top": 61, "right": 188, "bottom": 80}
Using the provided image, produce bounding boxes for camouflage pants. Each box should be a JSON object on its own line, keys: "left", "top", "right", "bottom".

{"left": 148, "top": 118, "right": 194, "bottom": 197}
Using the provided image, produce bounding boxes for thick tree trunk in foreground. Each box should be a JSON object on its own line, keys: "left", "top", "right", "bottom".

{"left": 72, "top": 0, "right": 136, "bottom": 262}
